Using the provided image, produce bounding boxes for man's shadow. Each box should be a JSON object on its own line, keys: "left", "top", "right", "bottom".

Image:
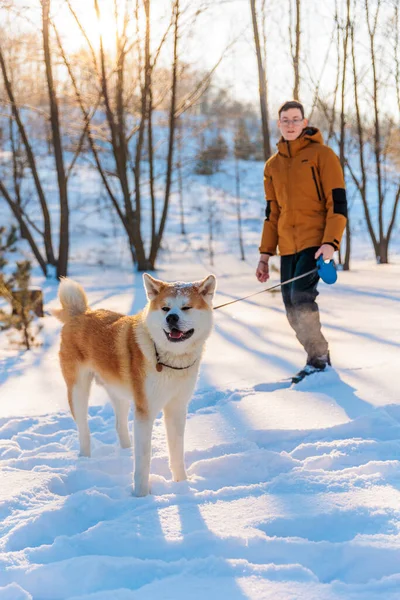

{"left": 254, "top": 368, "right": 371, "bottom": 421}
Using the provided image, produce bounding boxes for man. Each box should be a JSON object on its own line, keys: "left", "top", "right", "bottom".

{"left": 256, "top": 100, "right": 347, "bottom": 383}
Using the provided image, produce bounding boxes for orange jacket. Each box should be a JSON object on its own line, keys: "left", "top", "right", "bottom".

{"left": 259, "top": 128, "right": 347, "bottom": 256}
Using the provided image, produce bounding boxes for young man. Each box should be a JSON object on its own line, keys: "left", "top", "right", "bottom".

{"left": 256, "top": 100, "right": 347, "bottom": 383}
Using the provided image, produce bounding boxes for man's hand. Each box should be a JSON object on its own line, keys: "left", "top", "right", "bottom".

{"left": 256, "top": 256, "right": 270, "bottom": 283}
{"left": 315, "top": 244, "right": 335, "bottom": 262}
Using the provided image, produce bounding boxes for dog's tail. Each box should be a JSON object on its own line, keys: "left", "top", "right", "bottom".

{"left": 52, "top": 278, "right": 89, "bottom": 323}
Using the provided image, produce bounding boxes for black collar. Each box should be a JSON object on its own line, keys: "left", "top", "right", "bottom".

{"left": 154, "top": 343, "right": 198, "bottom": 372}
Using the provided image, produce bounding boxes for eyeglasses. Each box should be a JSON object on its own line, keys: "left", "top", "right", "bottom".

{"left": 280, "top": 119, "right": 303, "bottom": 126}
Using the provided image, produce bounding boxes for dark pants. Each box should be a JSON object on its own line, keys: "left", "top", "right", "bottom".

{"left": 281, "top": 247, "right": 329, "bottom": 361}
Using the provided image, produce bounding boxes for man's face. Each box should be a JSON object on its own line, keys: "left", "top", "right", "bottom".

{"left": 278, "top": 108, "right": 307, "bottom": 141}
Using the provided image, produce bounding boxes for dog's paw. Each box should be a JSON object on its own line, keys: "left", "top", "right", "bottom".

{"left": 120, "top": 441, "right": 132, "bottom": 450}
{"left": 78, "top": 450, "right": 91, "bottom": 458}
{"left": 118, "top": 433, "right": 131, "bottom": 449}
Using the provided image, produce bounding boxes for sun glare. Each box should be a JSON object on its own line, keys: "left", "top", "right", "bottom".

{"left": 56, "top": 1, "right": 122, "bottom": 54}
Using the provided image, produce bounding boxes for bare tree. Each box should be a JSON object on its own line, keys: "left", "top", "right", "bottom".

{"left": 207, "top": 179, "right": 215, "bottom": 267}
{"left": 395, "top": 1, "right": 400, "bottom": 118}
{"left": 340, "top": 0, "right": 351, "bottom": 271}
{"left": 42, "top": 0, "right": 69, "bottom": 278}
{"left": 234, "top": 156, "right": 246, "bottom": 261}
{"left": 348, "top": 1, "right": 400, "bottom": 264}
{"left": 328, "top": 1, "right": 341, "bottom": 143}
{"left": 176, "top": 119, "right": 186, "bottom": 235}
{"left": 0, "top": 51, "right": 54, "bottom": 274}
{"left": 149, "top": 0, "right": 180, "bottom": 267}
{"left": 302, "top": 0, "right": 351, "bottom": 269}
{"left": 0, "top": 0, "right": 74, "bottom": 278}
{"left": 249, "top": 0, "right": 271, "bottom": 160}
{"left": 289, "top": 0, "right": 301, "bottom": 99}
{"left": 8, "top": 115, "right": 24, "bottom": 219}
{"left": 63, "top": 0, "right": 220, "bottom": 271}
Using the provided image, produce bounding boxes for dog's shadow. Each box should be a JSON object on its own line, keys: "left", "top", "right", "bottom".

{"left": 173, "top": 489, "right": 255, "bottom": 598}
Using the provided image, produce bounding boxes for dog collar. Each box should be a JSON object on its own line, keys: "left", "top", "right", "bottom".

{"left": 153, "top": 343, "right": 198, "bottom": 372}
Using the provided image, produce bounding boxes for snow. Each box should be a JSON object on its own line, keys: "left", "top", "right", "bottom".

{"left": 1, "top": 161, "right": 400, "bottom": 598}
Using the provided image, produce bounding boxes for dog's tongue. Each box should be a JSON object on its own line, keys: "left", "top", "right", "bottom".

{"left": 170, "top": 329, "right": 184, "bottom": 339}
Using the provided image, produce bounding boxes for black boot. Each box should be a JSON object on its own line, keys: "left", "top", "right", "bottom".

{"left": 292, "top": 352, "right": 331, "bottom": 384}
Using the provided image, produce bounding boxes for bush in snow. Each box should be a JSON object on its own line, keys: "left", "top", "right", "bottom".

{"left": 0, "top": 225, "right": 18, "bottom": 305}
{"left": 195, "top": 132, "right": 228, "bottom": 175}
{"left": 234, "top": 118, "right": 254, "bottom": 161}
{"left": 0, "top": 227, "right": 42, "bottom": 350}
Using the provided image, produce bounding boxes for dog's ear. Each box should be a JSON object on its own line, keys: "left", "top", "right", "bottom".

{"left": 143, "top": 273, "right": 165, "bottom": 300}
{"left": 198, "top": 274, "right": 216, "bottom": 303}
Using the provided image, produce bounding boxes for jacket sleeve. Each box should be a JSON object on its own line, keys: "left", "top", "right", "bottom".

{"left": 259, "top": 162, "right": 280, "bottom": 255}
{"left": 319, "top": 148, "right": 347, "bottom": 249}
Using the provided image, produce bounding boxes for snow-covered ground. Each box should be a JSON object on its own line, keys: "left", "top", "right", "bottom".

{"left": 1, "top": 161, "right": 400, "bottom": 599}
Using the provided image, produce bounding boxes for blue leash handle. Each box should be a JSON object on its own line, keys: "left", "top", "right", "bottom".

{"left": 317, "top": 255, "right": 337, "bottom": 284}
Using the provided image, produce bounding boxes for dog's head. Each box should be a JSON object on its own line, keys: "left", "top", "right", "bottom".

{"left": 143, "top": 274, "right": 216, "bottom": 354}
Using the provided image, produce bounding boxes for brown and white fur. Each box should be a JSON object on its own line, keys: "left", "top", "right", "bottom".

{"left": 53, "top": 273, "right": 216, "bottom": 496}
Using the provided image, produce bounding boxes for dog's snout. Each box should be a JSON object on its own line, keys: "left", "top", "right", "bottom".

{"left": 166, "top": 313, "right": 179, "bottom": 326}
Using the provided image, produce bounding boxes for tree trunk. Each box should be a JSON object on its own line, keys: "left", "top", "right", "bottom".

{"left": 340, "top": 0, "right": 351, "bottom": 271}
{"left": 343, "top": 221, "right": 351, "bottom": 270}
{"left": 365, "top": 0, "right": 384, "bottom": 260}
{"left": 129, "top": 0, "right": 148, "bottom": 268}
{"left": 289, "top": 0, "right": 301, "bottom": 99}
{"left": 42, "top": 0, "right": 69, "bottom": 278}
{"left": 327, "top": 5, "right": 341, "bottom": 143}
{"left": 249, "top": 0, "right": 271, "bottom": 160}
{"left": 235, "top": 156, "right": 245, "bottom": 261}
{"left": 293, "top": 0, "right": 301, "bottom": 99}
{"left": 379, "top": 239, "right": 388, "bottom": 264}
{"left": 177, "top": 120, "right": 185, "bottom": 235}
{"left": 145, "top": 0, "right": 157, "bottom": 247}
{"left": 149, "top": 0, "right": 180, "bottom": 268}
{"left": 207, "top": 179, "right": 214, "bottom": 267}
{"left": 350, "top": 21, "right": 379, "bottom": 261}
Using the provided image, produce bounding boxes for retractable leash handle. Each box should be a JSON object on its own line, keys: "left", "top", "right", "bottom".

{"left": 317, "top": 255, "right": 337, "bottom": 284}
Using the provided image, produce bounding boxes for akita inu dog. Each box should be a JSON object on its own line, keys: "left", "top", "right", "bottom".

{"left": 53, "top": 274, "right": 216, "bottom": 496}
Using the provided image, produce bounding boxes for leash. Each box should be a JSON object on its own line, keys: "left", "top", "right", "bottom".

{"left": 213, "top": 268, "right": 318, "bottom": 310}
{"left": 213, "top": 256, "right": 337, "bottom": 311}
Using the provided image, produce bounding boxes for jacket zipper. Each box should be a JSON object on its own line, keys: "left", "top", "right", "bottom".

{"left": 311, "top": 166, "right": 322, "bottom": 201}
{"left": 286, "top": 141, "right": 295, "bottom": 249}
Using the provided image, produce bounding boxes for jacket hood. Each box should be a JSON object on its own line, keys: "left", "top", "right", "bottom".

{"left": 277, "top": 127, "right": 324, "bottom": 158}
